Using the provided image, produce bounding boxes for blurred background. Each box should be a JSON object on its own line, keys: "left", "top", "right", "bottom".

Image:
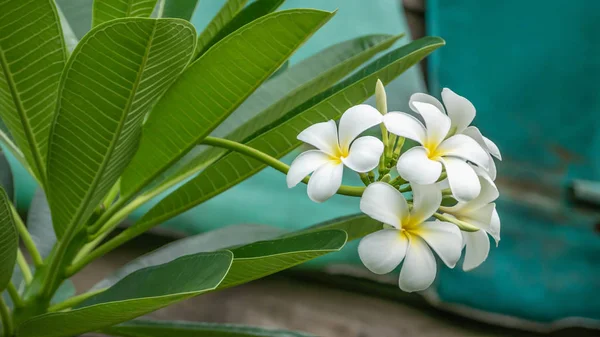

{"left": 6, "top": 0, "right": 600, "bottom": 336}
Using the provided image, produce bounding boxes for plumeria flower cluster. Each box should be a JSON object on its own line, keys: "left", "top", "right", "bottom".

{"left": 287, "top": 80, "right": 502, "bottom": 292}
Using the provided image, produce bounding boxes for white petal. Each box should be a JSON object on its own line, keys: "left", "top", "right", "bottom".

{"left": 412, "top": 101, "right": 451, "bottom": 149}
{"left": 306, "top": 161, "right": 343, "bottom": 203}
{"left": 358, "top": 229, "right": 408, "bottom": 274}
{"left": 442, "top": 88, "right": 475, "bottom": 134}
{"left": 462, "top": 230, "right": 490, "bottom": 271}
{"left": 488, "top": 207, "right": 501, "bottom": 244}
{"left": 398, "top": 235, "right": 437, "bottom": 292}
{"left": 442, "top": 157, "right": 481, "bottom": 202}
{"left": 437, "top": 134, "right": 489, "bottom": 169}
{"left": 286, "top": 150, "right": 331, "bottom": 188}
{"left": 463, "top": 126, "right": 502, "bottom": 160}
{"left": 416, "top": 221, "right": 463, "bottom": 268}
{"left": 409, "top": 93, "right": 445, "bottom": 115}
{"left": 396, "top": 146, "right": 442, "bottom": 184}
{"left": 409, "top": 183, "right": 442, "bottom": 224}
{"left": 338, "top": 104, "right": 382, "bottom": 151}
{"left": 484, "top": 136, "right": 502, "bottom": 160}
{"left": 471, "top": 162, "right": 496, "bottom": 185}
{"left": 297, "top": 120, "right": 340, "bottom": 156}
{"left": 342, "top": 136, "right": 383, "bottom": 173}
{"left": 463, "top": 203, "right": 495, "bottom": 227}
{"left": 360, "top": 182, "right": 408, "bottom": 229}
{"left": 382, "top": 112, "right": 426, "bottom": 144}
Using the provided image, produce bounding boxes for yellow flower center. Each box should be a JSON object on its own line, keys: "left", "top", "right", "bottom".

{"left": 424, "top": 141, "right": 442, "bottom": 161}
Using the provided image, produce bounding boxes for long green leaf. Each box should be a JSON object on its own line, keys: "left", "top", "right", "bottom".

{"left": 219, "top": 229, "right": 346, "bottom": 288}
{"left": 92, "top": 0, "right": 159, "bottom": 27}
{"left": 160, "top": 0, "right": 199, "bottom": 20}
{"left": 46, "top": 18, "right": 196, "bottom": 238}
{"left": 296, "top": 214, "right": 381, "bottom": 242}
{"left": 0, "top": 151, "right": 13, "bottom": 200}
{"left": 195, "top": 0, "right": 284, "bottom": 57}
{"left": 94, "top": 224, "right": 285, "bottom": 289}
{"left": 0, "top": 0, "right": 67, "bottom": 183}
{"left": 17, "top": 251, "right": 234, "bottom": 337}
{"left": 137, "top": 37, "right": 445, "bottom": 227}
{"left": 0, "top": 186, "right": 17, "bottom": 291}
{"left": 120, "top": 9, "right": 334, "bottom": 199}
{"left": 195, "top": 0, "right": 248, "bottom": 57}
{"left": 105, "top": 320, "right": 316, "bottom": 337}
{"left": 151, "top": 34, "right": 401, "bottom": 192}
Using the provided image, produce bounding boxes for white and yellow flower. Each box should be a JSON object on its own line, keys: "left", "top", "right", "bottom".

{"left": 440, "top": 176, "right": 501, "bottom": 271}
{"left": 383, "top": 101, "right": 489, "bottom": 201}
{"left": 287, "top": 105, "right": 383, "bottom": 202}
{"left": 358, "top": 182, "right": 462, "bottom": 292}
{"left": 410, "top": 88, "right": 502, "bottom": 180}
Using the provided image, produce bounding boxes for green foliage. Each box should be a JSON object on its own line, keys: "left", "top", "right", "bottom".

{"left": 0, "top": 0, "right": 443, "bottom": 335}
{"left": 120, "top": 9, "right": 334, "bottom": 199}
{"left": 0, "top": 0, "right": 67, "bottom": 184}
{"left": 105, "top": 320, "right": 317, "bottom": 337}
{"left": 0, "top": 186, "right": 17, "bottom": 291}
{"left": 46, "top": 18, "right": 196, "bottom": 239}
{"left": 92, "top": 0, "right": 158, "bottom": 27}
{"left": 18, "top": 251, "right": 234, "bottom": 337}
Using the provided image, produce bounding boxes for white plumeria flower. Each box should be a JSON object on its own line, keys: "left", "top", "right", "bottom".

{"left": 440, "top": 176, "right": 500, "bottom": 271}
{"left": 383, "top": 101, "right": 489, "bottom": 202}
{"left": 287, "top": 105, "right": 383, "bottom": 203}
{"left": 358, "top": 182, "right": 462, "bottom": 292}
{"left": 410, "top": 89, "right": 502, "bottom": 180}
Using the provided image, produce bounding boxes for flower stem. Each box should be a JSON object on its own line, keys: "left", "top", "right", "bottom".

{"left": 47, "top": 288, "right": 106, "bottom": 312}
{"left": 16, "top": 249, "right": 32, "bottom": 284}
{"left": 433, "top": 213, "right": 480, "bottom": 232}
{"left": 0, "top": 296, "right": 13, "bottom": 337}
{"left": 11, "top": 205, "right": 43, "bottom": 267}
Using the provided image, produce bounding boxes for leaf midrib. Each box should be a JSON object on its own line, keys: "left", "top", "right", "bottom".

{"left": 0, "top": 48, "right": 47, "bottom": 184}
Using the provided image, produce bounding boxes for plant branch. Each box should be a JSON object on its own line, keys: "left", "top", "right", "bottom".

{"left": 16, "top": 249, "right": 32, "bottom": 284}
{"left": 6, "top": 282, "right": 23, "bottom": 308}
{"left": 47, "top": 288, "right": 106, "bottom": 312}
{"left": 433, "top": 212, "right": 480, "bottom": 232}
{"left": 66, "top": 136, "right": 367, "bottom": 276}
{"left": 11, "top": 205, "right": 43, "bottom": 267}
{"left": 0, "top": 296, "right": 13, "bottom": 337}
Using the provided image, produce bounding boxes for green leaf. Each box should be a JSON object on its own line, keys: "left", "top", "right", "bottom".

{"left": 152, "top": 34, "right": 401, "bottom": 192}
{"left": 0, "top": 186, "right": 17, "bottom": 291}
{"left": 195, "top": 0, "right": 248, "bottom": 57}
{"left": 137, "top": 37, "right": 445, "bottom": 227}
{"left": 92, "top": 0, "right": 159, "bottom": 27}
{"left": 45, "top": 18, "right": 196, "bottom": 239}
{"left": 218, "top": 229, "right": 346, "bottom": 289}
{"left": 120, "top": 9, "right": 334, "bottom": 199}
{"left": 0, "top": 151, "right": 13, "bottom": 200}
{"left": 17, "top": 251, "right": 234, "bottom": 337}
{"left": 27, "top": 189, "right": 55, "bottom": 259}
{"left": 160, "top": 0, "right": 199, "bottom": 20}
{"left": 94, "top": 224, "right": 285, "bottom": 289}
{"left": 0, "top": 0, "right": 67, "bottom": 183}
{"left": 296, "top": 214, "right": 381, "bottom": 242}
{"left": 195, "top": 0, "right": 284, "bottom": 57}
{"left": 105, "top": 320, "right": 316, "bottom": 337}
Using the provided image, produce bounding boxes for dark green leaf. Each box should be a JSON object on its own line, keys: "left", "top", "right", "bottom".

{"left": 296, "top": 214, "right": 381, "bottom": 242}
{"left": 105, "top": 320, "right": 316, "bottom": 337}
{"left": 137, "top": 37, "right": 445, "bottom": 227}
{"left": 0, "top": 151, "right": 13, "bottom": 200}
{"left": 0, "top": 0, "right": 67, "bottom": 183}
{"left": 219, "top": 229, "right": 347, "bottom": 289}
{"left": 45, "top": 18, "right": 196, "bottom": 238}
{"left": 161, "top": 0, "right": 199, "bottom": 20}
{"left": 93, "top": 224, "right": 285, "bottom": 289}
{"left": 0, "top": 186, "right": 17, "bottom": 291}
{"left": 195, "top": 0, "right": 248, "bottom": 56}
{"left": 152, "top": 34, "right": 401, "bottom": 193}
{"left": 196, "top": 0, "right": 284, "bottom": 56}
{"left": 120, "top": 9, "right": 335, "bottom": 199}
{"left": 92, "top": 0, "right": 159, "bottom": 27}
{"left": 17, "top": 251, "right": 234, "bottom": 337}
